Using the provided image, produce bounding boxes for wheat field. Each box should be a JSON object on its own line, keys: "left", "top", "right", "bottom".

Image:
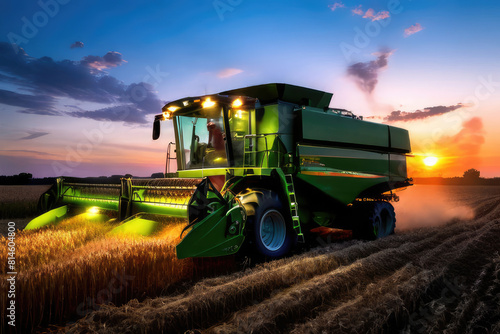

{"left": 0, "top": 185, "right": 50, "bottom": 220}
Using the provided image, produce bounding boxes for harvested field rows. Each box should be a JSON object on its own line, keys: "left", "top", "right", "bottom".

{"left": 65, "top": 187, "right": 500, "bottom": 334}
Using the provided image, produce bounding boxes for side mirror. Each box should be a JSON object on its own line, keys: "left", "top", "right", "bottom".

{"left": 152, "top": 119, "right": 160, "bottom": 140}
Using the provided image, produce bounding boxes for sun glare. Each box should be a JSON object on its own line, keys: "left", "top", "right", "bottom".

{"left": 423, "top": 156, "right": 438, "bottom": 167}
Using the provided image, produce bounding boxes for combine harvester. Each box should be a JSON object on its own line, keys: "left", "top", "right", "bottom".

{"left": 26, "top": 83, "right": 412, "bottom": 259}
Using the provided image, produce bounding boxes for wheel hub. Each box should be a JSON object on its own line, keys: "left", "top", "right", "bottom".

{"left": 259, "top": 209, "right": 286, "bottom": 252}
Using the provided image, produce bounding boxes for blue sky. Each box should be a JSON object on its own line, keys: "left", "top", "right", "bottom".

{"left": 1, "top": 0, "right": 500, "bottom": 178}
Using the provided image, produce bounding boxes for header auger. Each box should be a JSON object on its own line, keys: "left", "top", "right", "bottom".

{"left": 27, "top": 83, "right": 412, "bottom": 259}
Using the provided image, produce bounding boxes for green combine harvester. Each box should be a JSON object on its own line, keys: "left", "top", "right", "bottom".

{"left": 26, "top": 83, "right": 412, "bottom": 259}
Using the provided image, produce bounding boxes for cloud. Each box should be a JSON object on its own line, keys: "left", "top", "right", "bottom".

{"left": 0, "top": 149, "right": 55, "bottom": 156}
{"left": 352, "top": 5, "right": 389, "bottom": 21}
{"left": 217, "top": 68, "right": 243, "bottom": 78}
{"left": 81, "top": 51, "right": 127, "bottom": 71}
{"left": 64, "top": 104, "right": 85, "bottom": 111}
{"left": 407, "top": 117, "right": 485, "bottom": 178}
{"left": 367, "top": 10, "right": 390, "bottom": 21}
{"left": 0, "top": 42, "right": 163, "bottom": 124}
{"left": 362, "top": 8, "right": 375, "bottom": 18}
{"left": 70, "top": 41, "right": 84, "bottom": 49}
{"left": 68, "top": 105, "right": 148, "bottom": 124}
{"left": 19, "top": 131, "right": 50, "bottom": 140}
{"left": 449, "top": 117, "right": 485, "bottom": 156}
{"left": 439, "top": 117, "right": 485, "bottom": 168}
{"left": 67, "top": 83, "right": 163, "bottom": 124}
{"left": 347, "top": 49, "right": 394, "bottom": 95}
{"left": 0, "top": 43, "right": 125, "bottom": 104}
{"left": 404, "top": 23, "right": 424, "bottom": 37}
{"left": 384, "top": 104, "right": 465, "bottom": 122}
{"left": 352, "top": 5, "right": 364, "bottom": 15}
{"left": 0, "top": 89, "right": 59, "bottom": 115}
{"left": 328, "top": 2, "right": 345, "bottom": 11}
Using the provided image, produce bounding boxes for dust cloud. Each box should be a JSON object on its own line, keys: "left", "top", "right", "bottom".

{"left": 393, "top": 185, "right": 474, "bottom": 230}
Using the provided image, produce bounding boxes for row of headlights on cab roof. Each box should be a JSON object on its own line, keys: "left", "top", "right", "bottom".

{"left": 162, "top": 98, "right": 245, "bottom": 120}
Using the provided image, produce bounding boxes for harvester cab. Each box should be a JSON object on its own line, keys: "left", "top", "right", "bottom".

{"left": 27, "top": 83, "right": 412, "bottom": 260}
{"left": 153, "top": 94, "right": 257, "bottom": 171}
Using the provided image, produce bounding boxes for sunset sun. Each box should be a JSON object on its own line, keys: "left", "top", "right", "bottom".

{"left": 423, "top": 156, "right": 439, "bottom": 167}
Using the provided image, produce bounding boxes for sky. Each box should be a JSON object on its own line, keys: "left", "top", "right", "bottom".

{"left": 1, "top": 0, "right": 499, "bottom": 178}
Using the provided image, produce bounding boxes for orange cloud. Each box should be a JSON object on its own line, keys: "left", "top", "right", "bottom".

{"left": 442, "top": 117, "right": 485, "bottom": 160}
{"left": 409, "top": 117, "right": 485, "bottom": 177}
{"left": 404, "top": 23, "right": 424, "bottom": 37}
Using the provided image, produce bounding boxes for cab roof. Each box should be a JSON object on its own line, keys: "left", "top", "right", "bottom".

{"left": 220, "top": 83, "right": 333, "bottom": 109}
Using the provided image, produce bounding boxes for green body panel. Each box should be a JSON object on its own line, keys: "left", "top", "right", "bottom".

{"left": 389, "top": 154, "right": 408, "bottom": 180}
{"left": 25, "top": 205, "right": 69, "bottom": 230}
{"left": 300, "top": 106, "right": 411, "bottom": 154}
{"left": 110, "top": 217, "right": 160, "bottom": 236}
{"left": 255, "top": 104, "right": 280, "bottom": 167}
{"left": 301, "top": 107, "right": 390, "bottom": 148}
{"left": 298, "top": 145, "right": 391, "bottom": 176}
{"left": 296, "top": 143, "right": 404, "bottom": 205}
{"left": 176, "top": 204, "right": 245, "bottom": 259}
{"left": 389, "top": 126, "right": 412, "bottom": 152}
{"left": 298, "top": 168, "right": 389, "bottom": 205}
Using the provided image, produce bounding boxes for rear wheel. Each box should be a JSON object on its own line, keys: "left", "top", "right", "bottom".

{"left": 354, "top": 201, "right": 396, "bottom": 240}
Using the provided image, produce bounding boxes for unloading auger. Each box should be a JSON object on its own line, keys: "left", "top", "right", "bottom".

{"left": 27, "top": 83, "right": 413, "bottom": 259}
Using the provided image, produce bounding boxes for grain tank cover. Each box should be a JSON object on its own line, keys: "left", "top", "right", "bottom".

{"left": 220, "top": 83, "right": 333, "bottom": 108}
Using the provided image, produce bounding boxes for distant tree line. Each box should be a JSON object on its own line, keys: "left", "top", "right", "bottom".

{"left": 414, "top": 169, "right": 500, "bottom": 186}
{"left": 0, "top": 173, "right": 34, "bottom": 185}
{"left": 0, "top": 172, "right": 169, "bottom": 185}
{"left": 463, "top": 168, "right": 480, "bottom": 180}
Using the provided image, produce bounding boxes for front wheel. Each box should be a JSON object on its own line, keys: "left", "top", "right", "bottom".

{"left": 258, "top": 209, "right": 287, "bottom": 252}
{"left": 247, "top": 191, "right": 296, "bottom": 258}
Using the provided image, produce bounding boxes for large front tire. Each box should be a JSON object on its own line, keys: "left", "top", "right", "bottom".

{"left": 247, "top": 191, "right": 295, "bottom": 258}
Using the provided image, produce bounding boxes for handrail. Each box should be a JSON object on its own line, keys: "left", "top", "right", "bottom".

{"left": 166, "top": 142, "right": 176, "bottom": 174}
{"left": 243, "top": 133, "right": 286, "bottom": 168}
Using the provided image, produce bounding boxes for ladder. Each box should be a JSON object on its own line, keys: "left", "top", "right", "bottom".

{"left": 285, "top": 174, "right": 305, "bottom": 243}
